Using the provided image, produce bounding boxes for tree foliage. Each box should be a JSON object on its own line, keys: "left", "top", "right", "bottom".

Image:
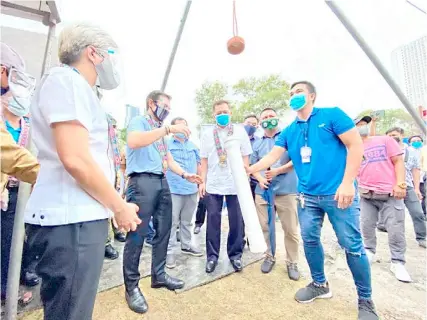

{"left": 118, "top": 127, "right": 127, "bottom": 150}
{"left": 356, "top": 108, "right": 422, "bottom": 136}
{"left": 232, "top": 74, "right": 290, "bottom": 121}
{"left": 195, "top": 74, "right": 290, "bottom": 124}
{"left": 195, "top": 81, "right": 229, "bottom": 124}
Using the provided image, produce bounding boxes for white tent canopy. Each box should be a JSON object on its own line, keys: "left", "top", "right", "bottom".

{"left": 1, "top": 1, "right": 61, "bottom": 24}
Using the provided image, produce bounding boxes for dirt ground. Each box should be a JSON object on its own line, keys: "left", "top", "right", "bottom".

{"left": 20, "top": 215, "right": 426, "bottom": 320}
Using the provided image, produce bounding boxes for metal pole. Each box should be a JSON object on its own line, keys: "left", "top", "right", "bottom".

{"left": 160, "top": 0, "right": 192, "bottom": 91}
{"left": 4, "top": 16, "right": 56, "bottom": 320}
{"left": 41, "top": 19, "right": 57, "bottom": 77}
{"left": 326, "top": 1, "right": 427, "bottom": 135}
{"left": 406, "top": 0, "right": 427, "bottom": 15}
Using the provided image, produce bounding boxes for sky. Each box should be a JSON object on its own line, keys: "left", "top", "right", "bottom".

{"left": 1, "top": 0, "right": 426, "bottom": 141}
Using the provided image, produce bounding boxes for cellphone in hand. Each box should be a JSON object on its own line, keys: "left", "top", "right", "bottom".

{"left": 371, "top": 110, "right": 385, "bottom": 119}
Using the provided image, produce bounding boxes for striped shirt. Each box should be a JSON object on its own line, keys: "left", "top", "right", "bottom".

{"left": 404, "top": 146, "right": 421, "bottom": 188}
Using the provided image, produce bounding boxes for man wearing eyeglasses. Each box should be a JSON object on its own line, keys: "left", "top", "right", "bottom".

{"left": 124, "top": 90, "right": 202, "bottom": 314}
{"left": 0, "top": 42, "right": 39, "bottom": 306}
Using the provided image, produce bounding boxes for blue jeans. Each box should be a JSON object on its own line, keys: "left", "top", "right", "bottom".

{"left": 298, "top": 194, "right": 372, "bottom": 299}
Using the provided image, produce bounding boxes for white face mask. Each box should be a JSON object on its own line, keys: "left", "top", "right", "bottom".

{"left": 94, "top": 48, "right": 120, "bottom": 90}
{"left": 357, "top": 125, "right": 369, "bottom": 137}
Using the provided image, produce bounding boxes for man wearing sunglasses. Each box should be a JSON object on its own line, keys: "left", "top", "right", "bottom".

{"left": 124, "top": 90, "right": 203, "bottom": 314}
{"left": 1, "top": 42, "right": 39, "bottom": 307}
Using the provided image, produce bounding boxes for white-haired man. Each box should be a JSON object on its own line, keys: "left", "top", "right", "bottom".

{"left": 24, "top": 23, "right": 141, "bottom": 320}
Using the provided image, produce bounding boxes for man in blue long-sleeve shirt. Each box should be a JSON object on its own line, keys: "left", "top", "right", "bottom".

{"left": 166, "top": 117, "right": 203, "bottom": 268}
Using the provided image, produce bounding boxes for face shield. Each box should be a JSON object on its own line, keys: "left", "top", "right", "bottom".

{"left": 95, "top": 48, "right": 121, "bottom": 90}
{"left": 8, "top": 67, "right": 36, "bottom": 107}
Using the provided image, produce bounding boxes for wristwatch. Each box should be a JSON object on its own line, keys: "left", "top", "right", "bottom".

{"left": 181, "top": 172, "right": 187, "bottom": 179}
{"left": 397, "top": 182, "right": 407, "bottom": 189}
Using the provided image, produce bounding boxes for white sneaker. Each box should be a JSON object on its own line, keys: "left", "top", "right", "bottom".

{"left": 390, "top": 262, "right": 412, "bottom": 283}
{"left": 365, "top": 250, "right": 375, "bottom": 265}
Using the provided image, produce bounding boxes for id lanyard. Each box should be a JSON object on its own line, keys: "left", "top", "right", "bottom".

{"left": 62, "top": 64, "right": 80, "bottom": 75}
{"left": 300, "top": 122, "right": 312, "bottom": 164}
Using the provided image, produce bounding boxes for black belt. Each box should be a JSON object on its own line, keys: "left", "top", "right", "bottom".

{"left": 6, "top": 181, "right": 19, "bottom": 190}
{"left": 129, "top": 172, "right": 165, "bottom": 179}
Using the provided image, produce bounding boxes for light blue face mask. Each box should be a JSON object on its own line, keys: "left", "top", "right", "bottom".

{"left": 175, "top": 133, "right": 186, "bottom": 140}
{"left": 289, "top": 93, "right": 307, "bottom": 111}
{"left": 216, "top": 114, "right": 230, "bottom": 126}
{"left": 7, "top": 96, "right": 31, "bottom": 117}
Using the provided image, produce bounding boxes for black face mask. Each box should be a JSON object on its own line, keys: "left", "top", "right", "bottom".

{"left": 393, "top": 137, "right": 401, "bottom": 143}
{"left": 153, "top": 103, "right": 169, "bottom": 122}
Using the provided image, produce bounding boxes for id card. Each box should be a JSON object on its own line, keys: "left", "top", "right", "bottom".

{"left": 300, "top": 146, "right": 312, "bottom": 164}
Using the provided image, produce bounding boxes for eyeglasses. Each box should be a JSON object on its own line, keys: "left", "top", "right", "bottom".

{"left": 154, "top": 100, "right": 170, "bottom": 109}
{"left": 95, "top": 48, "right": 119, "bottom": 66}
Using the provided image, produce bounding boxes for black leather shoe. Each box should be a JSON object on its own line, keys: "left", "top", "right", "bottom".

{"left": 231, "top": 259, "right": 243, "bottom": 272}
{"left": 125, "top": 287, "right": 148, "bottom": 314}
{"left": 114, "top": 232, "right": 126, "bottom": 242}
{"left": 21, "top": 271, "right": 40, "bottom": 287}
{"left": 151, "top": 274, "right": 184, "bottom": 290}
{"left": 205, "top": 260, "right": 217, "bottom": 273}
{"left": 105, "top": 244, "right": 119, "bottom": 260}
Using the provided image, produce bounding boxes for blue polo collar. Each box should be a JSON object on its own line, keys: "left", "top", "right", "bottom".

{"left": 295, "top": 107, "right": 319, "bottom": 123}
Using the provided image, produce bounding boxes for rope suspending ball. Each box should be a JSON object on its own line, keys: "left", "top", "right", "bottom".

{"left": 227, "top": 0, "right": 245, "bottom": 55}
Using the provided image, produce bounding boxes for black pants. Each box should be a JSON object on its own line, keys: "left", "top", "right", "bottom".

{"left": 1, "top": 186, "right": 33, "bottom": 299}
{"left": 195, "top": 197, "right": 207, "bottom": 227}
{"left": 123, "top": 173, "right": 172, "bottom": 292}
{"left": 26, "top": 219, "right": 108, "bottom": 320}
{"left": 205, "top": 193, "right": 244, "bottom": 261}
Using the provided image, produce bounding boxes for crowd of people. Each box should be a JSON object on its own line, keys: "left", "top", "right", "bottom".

{"left": 1, "top": 22, "right": 426, "bottom": 320}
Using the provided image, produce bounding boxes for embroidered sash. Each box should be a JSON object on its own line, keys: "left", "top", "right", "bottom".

{"left": 145, "top": 115, "right": 168, "bottom": 173}
{"left": 213, "top": 125, "right": 233, "bottom": 167}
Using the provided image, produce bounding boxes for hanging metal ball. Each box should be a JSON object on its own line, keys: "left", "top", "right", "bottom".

{"left": 227, "top": 36, "right": 245, "bottom": 55}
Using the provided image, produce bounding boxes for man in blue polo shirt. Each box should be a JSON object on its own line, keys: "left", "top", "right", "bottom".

{"left": 166, "top": 116, "right": 203, "bottom": 269}
{"left": 248, "top": 81, "right": 377, "bottom": 320}
{"left": 124, "top": 90, "right": 202, "bottom": 314}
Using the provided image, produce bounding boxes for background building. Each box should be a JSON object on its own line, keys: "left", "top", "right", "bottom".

{"left": 125, "top": 104, "right": 140, "bottom": 127}
{"left": 391, "top": 35, "right": 427, "bottom": 108}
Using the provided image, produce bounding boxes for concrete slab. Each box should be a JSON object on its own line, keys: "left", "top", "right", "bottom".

{"left": 17, "top": 216, "right": 263, "bottom": 313}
